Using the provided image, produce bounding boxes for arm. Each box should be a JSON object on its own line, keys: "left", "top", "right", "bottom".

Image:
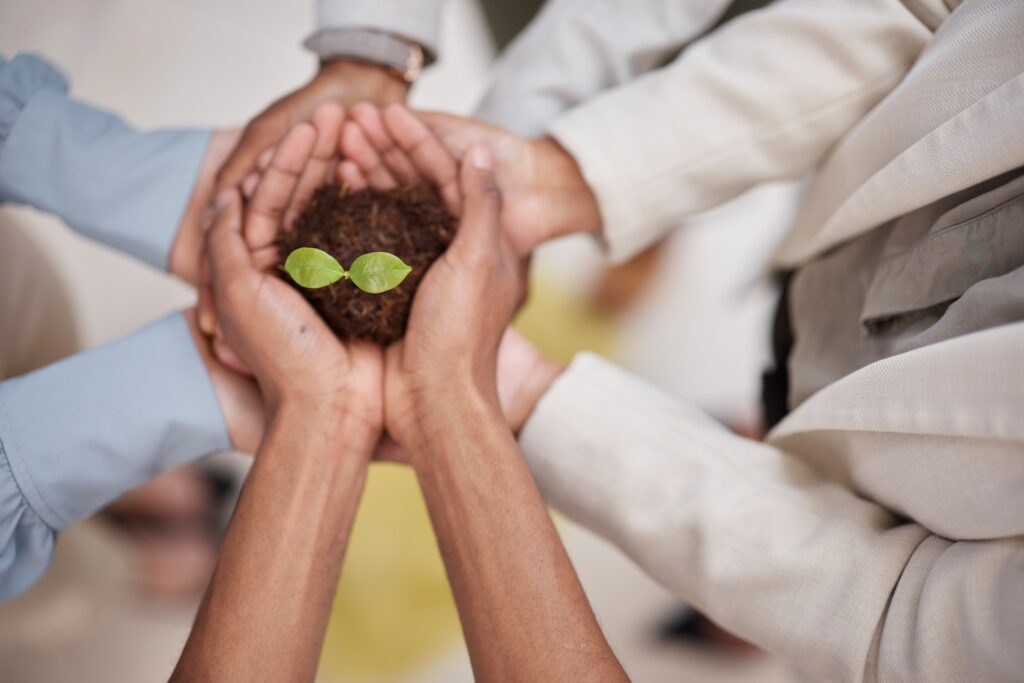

{"left": 476, "top": 0, "right": 737, "bottom": 135}
{"left": 367, "top": 0, "right": 949, "bottom": 262}
{"left": 0, "top": 309, "right": 261, "bottom": 599}
{"left": 547, "top": 0, "right": 945, "bottom": 262}
{"left": 382, "top": 146, "right": 626, "bottom": 681}
{"left": 517, "top": 347, "right": 1024, "bottom": 682}
{"left": 171, "top": 402, "right": 373, "bottom": 682}
{"left": 0, "top": 53, "right": 229, "bottom": 283}
{"left": 414, "top": 394, "right": 624, "bottom": 681}
{"left": 173, "top": 123, "right": 383, "bottom": 679}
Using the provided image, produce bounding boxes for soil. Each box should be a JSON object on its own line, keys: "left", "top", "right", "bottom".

{"left": 278, "top": 185, "right": 456, "bottom": 345}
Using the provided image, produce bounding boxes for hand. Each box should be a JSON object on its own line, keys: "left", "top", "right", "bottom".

{"left": 336, "top": 110, "right": 564, "bottom": 457}
{"left": 185, "top": 307, "right": 265, "bottom": 453}
{"left": 205, "top": 187, "right": 383, "bottom": 436}
{"left": 197, "top": 103, "right": 347, "bottom": 374}
{"left": 169, "top": 129, "right": 241, "bottom": 285}
{"left": 381, "top": 145, "right": 526, "bottom": 459}
{"left": 339, "top": 104, "right": 602, "bottom": 256}
{"left": 216, "top": 61, "right": 408, "bottom": 194}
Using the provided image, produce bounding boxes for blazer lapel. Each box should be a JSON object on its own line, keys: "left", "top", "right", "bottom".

{"left": 773, "top": 0, "right": 1024, "bottom": 268}
{"left": 767, "top": 321, "right": 1024, "bottom": 444}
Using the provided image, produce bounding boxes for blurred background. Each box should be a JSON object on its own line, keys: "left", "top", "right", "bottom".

{"left": 0, "top": 0, "right": 802, "bottom": 680}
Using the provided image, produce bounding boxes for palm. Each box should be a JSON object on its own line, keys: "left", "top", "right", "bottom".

{"left": 414, "top": 113, "right": 542, "bottom": 255}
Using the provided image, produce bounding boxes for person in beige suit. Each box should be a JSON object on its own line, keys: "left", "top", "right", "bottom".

{"left": 332, "top": 0, "right": 1024, "bottom": 680}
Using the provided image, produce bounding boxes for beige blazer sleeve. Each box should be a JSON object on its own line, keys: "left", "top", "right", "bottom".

{"left": 548, "top": 0, "right": 944, "bottom": 263}
{"left": 310, "top": 0, "right": 444, "bottom": 58}
{"left": 475, "top": 0, "right": 736, "bottom": 136}
{"left": 519, "top": 343, "right": 1024, "bottom": 682}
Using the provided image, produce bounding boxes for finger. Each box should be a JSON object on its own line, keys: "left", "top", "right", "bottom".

{"left": 252, "top": 245, "right": 281, "bottom": 272}
{"left": 452, "top": 144, "right": 502, "bottom": 258}
{"left": 337, "top": 160, "right": 369, "bottom": 191}
{"left": 256, "top": 147, "right": 274, "bottom": 172}
{"left": 284, "top": 102, "right": 345, "bottom": 230}
{"left": 241, "top": 172, "right": 260, "bottom": 199}
{"left": 245, "top": 122, "right": 317, "bottom": 250}
{"left": 383, "top": 105, "right": 461, "bottom": 215}
{"left": 216, "top": 121, "right": 277, "bottom": 193}
{"left": 213, "top": 336, "right": 254, "bottom": 376}
{"left": 206, "top": 189, "right": 252, "bottom": 284}
{"left": 351, "top": 103, "right": 422, "bottom": 186}
{"left": 197, "top": 282, "right": 217, "bottom": 337}
{"left": 340, "top": 121, "right": 398, "bottom": 190}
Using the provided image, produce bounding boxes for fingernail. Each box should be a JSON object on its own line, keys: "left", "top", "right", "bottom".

{"left": 470, "top": 145, "right": 493, "bottom": 171}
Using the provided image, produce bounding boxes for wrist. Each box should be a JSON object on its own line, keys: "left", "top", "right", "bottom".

{"left": 270, "top": 394, "right": 379, "bottom": 456}
{"left": 317, "top": 59, "right": 409, "bottom": 103}
{"left": 404, "top": 371, "right": 498, "bottom": 434}
{"left": 531, "top": 137, "right": 601, "bottom": 243}
{"left": 410, "top": 387, "right": 506, "bottom": 471}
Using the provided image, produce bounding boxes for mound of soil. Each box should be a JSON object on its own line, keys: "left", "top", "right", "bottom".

{"left": 278, "top": 185, "right": 455, "bottom": 345}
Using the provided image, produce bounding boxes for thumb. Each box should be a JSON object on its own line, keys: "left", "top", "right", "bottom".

{"left": 206, "top": 189, "right": 250, "bottom": 285}
{"left": 452, "top": 144, "right": 502, "bottom": 258}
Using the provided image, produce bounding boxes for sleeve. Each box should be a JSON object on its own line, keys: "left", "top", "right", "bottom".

{"left": 0, "top": 312, "right": 230, "bottom": 600}
{"left": 307, "top": 0, "right": 445, "bottom": 62}
{"left": 475, "top": 0, "right": 736, "bottom": 136}
{"left": 546, "top": 0, "right": 940, "bottom": 263}
{"left": 0, "top": 53, "right": 210, "bottom": 271}
{"left": 518, "top": 353, "right": 1024, "bottom": 682}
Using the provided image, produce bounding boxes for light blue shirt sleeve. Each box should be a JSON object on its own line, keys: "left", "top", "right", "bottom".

{"left": 0, "top": 53, "right": 230, "bottom": 600}
{"left": 0, "top": 52, "right": 210, "bottom": 269}
{"left": 0, "top": 313, "right": 231, "bottom": 599}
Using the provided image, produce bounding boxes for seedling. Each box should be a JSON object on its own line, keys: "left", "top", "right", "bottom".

{"left": 284, "top": 247, "right": 412, "bottom": 294}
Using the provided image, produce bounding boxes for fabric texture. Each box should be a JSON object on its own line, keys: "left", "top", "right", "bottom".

{"left": 309, "top": 0, "right": 444, "bottom": 62}
{"left": 548, "top": 0, "right": 937, "bottom": 264}
{"left": 521, "top": 333, "right": 1024, "bottom": 682}
{"left": 0, "top": 53, "right": 67, "bottom": 147}
{"left": 0, "top": 54, "right": 210, "bottom": 271}
{"left": 0, "top": 313, "right": 230, "bottom": 600}
{"left": 0, "top": 53, "right": 228, "bottom": 600}
{"left": 0, "top": 440, "right": 54, "bottom": 601}
{"left": 788, "top": 167, "right": 1024, "bottom": 406}
{"left": 475, "top": 0, "right": 736, "bottom": 136}
{"left": 519, "top": 1, "right": 1024, "bottom": 680}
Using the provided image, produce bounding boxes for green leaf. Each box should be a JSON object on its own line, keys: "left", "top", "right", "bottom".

{"left": 284, "top": 247, "right": 346, "bottom": 288}
{"left": 348, "top": 252, "right": 413, "bottom": 294}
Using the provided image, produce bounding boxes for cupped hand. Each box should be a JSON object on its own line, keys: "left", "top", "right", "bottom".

{"left": 205, "top": 187, "right": 383, "bottom": 436}
{"left": 216, "top": 61, "right": 408, "bottom": 195}
{"left": 336, "top": 108, "right": 566, "bottom": 460}
{"left": 197, "top": 103, "right": 346, "bottom": 373}
{"left": 381, "top": 145, "right": 528, "bottom": 456}
{"left": 339, "top": 104, "right": 602, "bottom": 257}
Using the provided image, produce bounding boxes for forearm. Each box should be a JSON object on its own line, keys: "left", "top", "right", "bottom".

{"left": 0, "top": 313, "right": 228, "bottom": 533}
{"left": 172, "top": 402, "right": 374, "bottom": 682}
{"left": 476, "top": 0, "right": 735, "bottom": 135}
{"left": 547, "top": 0, "right": 936, "bottom": 263}
{"left": 518, "top": 353, "right": 1024, "bottom": 681}
{"left": 414, "top": 393, "right": 626, "bottom": 682}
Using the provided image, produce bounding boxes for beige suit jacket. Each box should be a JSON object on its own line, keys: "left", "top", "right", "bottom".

{"left": 522, "top": 1, "right": 1024, "bottom": 681}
